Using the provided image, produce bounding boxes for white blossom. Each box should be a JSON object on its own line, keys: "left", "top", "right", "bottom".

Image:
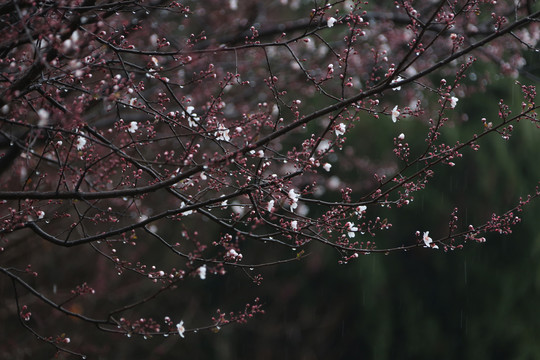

{"left": 327, "top": 17, "right": 337, "bottom": 28}
{"left": 76, "top": 136, "right": 87, "bottom": 150}
{"left": 176, "top": 321, "right": 185, "bottom": 338}
{"left": 423, "top": 231, "right": 439, "bottom": 249}
{"left": 37, "top": 109, "right": 50, "bottom": 126}
{"left": 36, "top": 210, "right": 45, "bottom": 219}
{"left": 291, "top": 220, "right": 298, "bottom": 230}
{"left": 267, "top": 199, "right": 275, "bottom": 212}
{"left": 346, "top": 222, "right": 358, "bottom": 238}
{"left": 323, "top": 163, "right": 332, "bottom": 172}
{"left": 391, "top": 76, "right": 403, "bottom": 91}
{"left": 450, "top": 96, "right": 459, "bottom": 108}
{"left": 127, "top": 121, "right": 138, "bottom": 133}
{"left": 391, "top": 106, "right": 400, "bottom": 123}
{"left": 355, "top": 205, "right": 367, "bottom": 217}
{"left": 129, "top": 97, "right": 137, "bottom": 106}
{"left": 215, "top": 124, "right": 230, "bottom": 142}
{"left": 398, "top": 133, "right": 405, "bottom": 140}
{"left": 180, "top": 202, "right": 193, "bottom": 216}
{"left": 226, "top": 249, "right": 240, "bottom": 258}
{"left": 288, "top": 189, "right": 300, "bottom": 211}
{"left": 197, "top": 265, "right": 207, "bottom": 280}
{"left": 335, "top": 123, "right": 346, "bottom": 136}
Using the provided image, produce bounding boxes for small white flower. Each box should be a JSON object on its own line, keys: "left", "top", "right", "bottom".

{"left": 37, "top": 109, "right": 50, "bottom": 126}
{"left": 36, "top": 210, "right": 45, "bottom": 219}
{"left": 398, "top": 133, "right": 405, "bottom": 140}
{"left": 76, "top": 136, "right": 87, "bottom": 150}
{"left": 215, "top": 124, "right": 230, "bottom": 142}
{"left": 291, "top": 220, "right": 298, "bottom": 230}
{"left": 323, "top": 163, "right": 332, "bottom": 172}
{"left": 335, "top": 123, "right": 346, "bottom": 136}
{"left": 127, "top": 121, "right": 138, "bottom": 133}
{"left": 391, "top": 106, "right": 400, "bottom": 123}
{"left": 151, "top": 56, "right": 159, "bottom": 67}
{"left": 226, "top": 249, "right": 239, "bottom": 258}
{"left": 288, "top": 189, "right": 300, "bottom": 211}
{"left": 176, "top": 321, "right": 185, "bottom": 338}
{"left": 422, "top": 231, "right": 439, "bottom": 249}
{"left": 327, "top": 17, "right": 337, "bottom": 28}
{"left": 267, "top": 199, "right": 275, "bottom": 212}
{"left": 180, "top": 202, "right": 194, "bottom": 216}
{"left": 346, "top": 222, "right": 358, "bottom": 238}
{"left": 450, "top": 96, "right": 459, "bottom": 109}
{"left": 129, "top": 97, "right": 137, "bottom": 106}
{"left": 197, "top": 265, "right": 207, "bottom": 280}
{"left": 355, "top": 205, "right": 367, "bottom": 217}
{"left": 391, "top": 76, "right": 403, "bottom": 91}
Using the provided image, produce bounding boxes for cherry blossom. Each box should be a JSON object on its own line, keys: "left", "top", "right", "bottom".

{"left": 75, "top": 136, "right": 87, "bottom": 150}
{"left": 450, "top": 96, "right": 459, "bottom": 109}
{"left": 197, "top": 265, "right": 207, "bottom": 280}
{"left": 176, "top": 321, "right": 185, "bottom": 338}
{"left": 391, "top": 106, "right": 400, "bottom": 123}
{"left": 335, "top": 123, "right": 346, "bottom": 136}
{"left": 327, "top": 17, "right": 337, "bottom": 28}
{"left": 346, "top": 222, "right": 359, "bottom": 238}
{"left": 288, "top": 189, "right": 301, "bottom": 211}
{"left": 422, "top": 231, "right": 439, "bottom": 249}
{"left": 127, "top": 121, "right": 138, "bottom": 133}
{"left": 215, "top": 124, "right": 231, "bottom": 142}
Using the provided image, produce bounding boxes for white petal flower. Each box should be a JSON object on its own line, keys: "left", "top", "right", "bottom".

{"left": 450, "top": 96, "right": 459, "bottom": 108}
{"left": 288, "top": 189, "right": 300, "bottom": 211}
{"left": 327, "top": 17, "right": 337, "bottom": 28}
{"left": 391, "top": 76, "right": 403, "bottom": 91}
{"left": 37, "top": 109, "right": 50, "bottom": 126}
{"left": 335, "top": 123, "right": 346, "bottom": 136}
{"left": 127, "top": 121, "right": 138, "bottom": 133}
{"left": 323, "top": 163, "right": 332, "bottom": 172}
{"left": 197, "top": 265, "right": 207, "bottom": 280}
{"left": 180, "top": 202, "right": 194, "bottom": 216}
{"left": 398, "top": 133, "right": 405, "bottom": 140}
{"left": 36, "top": 210, "right": 45, "bottom": 219}
{"left": 215, "top": 124, "right": 230, "bottom": 142}
{"left": 176, "top": 321, "right": 185, "bottom": 338}
{"left": 226, "top": 249, "right": 239, "bottom": 258}
{"left": 391, "top": 105, "right": 400, "bottom": 123}
{"left": 346, "top": 222, "right": 358, "bottom": 238}
{"left": 76, "top": 136, "right": 87, "bottom": 150}
{"left": 129, "top": 97, "right": 137, "bottom": 106}
{"left": 423, "top": 231, "right": 439, "bottom": 249}
{"left": 291, "top": 220, "right": 298, "bottom": 230}
{"left": 355, "top": 205, "right": 367, "bottom": 217}
{"left": 267, "top": 200, "right": 274, "bottom": 212}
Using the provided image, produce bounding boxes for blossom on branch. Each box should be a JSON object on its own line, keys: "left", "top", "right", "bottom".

{"left": 391, "top": 106, "right": 400, "bottom": 123}
{"left": 176, "top": 321, "right": 185, "bottom": 338}
{"left": 327, "top": 17, "right": 337, "bottom": 28}
{"left": 423, "top": 231, "right": 439, "bottom": 249}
